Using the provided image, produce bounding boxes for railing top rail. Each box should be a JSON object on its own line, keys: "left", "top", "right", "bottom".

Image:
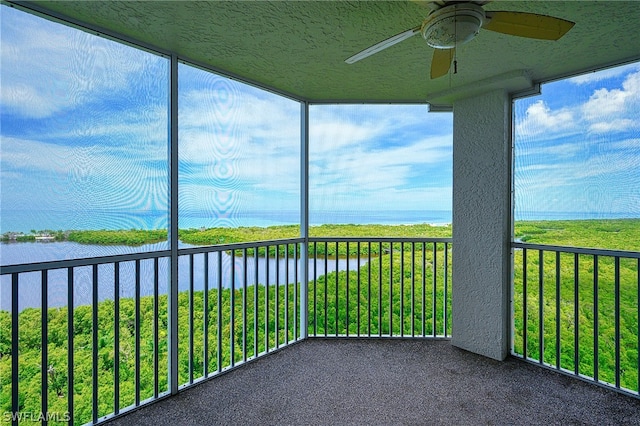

{"left": 309, "top": 237, "right": 453, "bottom": 243}
{"left": 0, "top": 250, "right": 172, "bottom": 275}
{"left": 0, "top": 238, "right": 307, "bottom": 274}
{"left": 512, "top": 242, "right": 640, "bottom": 259}
{"left": 177, "top": 237, "right": 305, "bottom": 256}
{"left": 1, "top": 236, "right": 454, "bottom": 274}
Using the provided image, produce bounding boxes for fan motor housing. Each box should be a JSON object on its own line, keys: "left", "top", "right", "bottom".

{"left": 422, "top": 3, "right": 486, "bottom": 49}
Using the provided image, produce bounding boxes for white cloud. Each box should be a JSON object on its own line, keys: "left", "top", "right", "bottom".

{"left": 582, "top": 70, "right": 640, "bottom": 133}
{"left": 309, "top": 121, "right": 384, "bottom": 153}
{"left": 588, "top": 119, "right": 635, "bottom": 133}
{"left": 517, "top": 68, "right": 640, "bottom": 141}
{"left": 309, "top": 133, "right": 452, "bottom": 210}
{"left": 306, "top": 106, "right": 452, "bottom": 211}
{"left": 0, "top": 136, "right": 167, "bottom": 211}
{"left": 519, "top": 141, "right": 584, "bottom": 159}
{"left": 515, "top": 100, "right": 576, "bottom": 139}
{"left": 178, "top": 95, "right": 453, "bottom": 212}
{"left": 515, "top": 137, "right": 640, "bottom": 214}
{"left": 1, "top": 7, "right": 162, "bottom": 118}
{"left": 0, "top": 8, "right": 454, "bottom": 217}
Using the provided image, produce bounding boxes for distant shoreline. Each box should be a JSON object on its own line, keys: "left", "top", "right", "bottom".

{"left": 2, "top": 219, "right": 640, "bottom": 251}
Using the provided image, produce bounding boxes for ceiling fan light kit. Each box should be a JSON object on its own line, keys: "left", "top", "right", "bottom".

{"left": 421, "top": 3, "right": 485, "bottom": 49}
{"left": 344, "top": 1, "right": 575, "bottom": 80}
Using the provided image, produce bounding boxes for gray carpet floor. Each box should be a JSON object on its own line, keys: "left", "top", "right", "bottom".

{"left": 106, "top": 339, "right": 640, "bottom": 425}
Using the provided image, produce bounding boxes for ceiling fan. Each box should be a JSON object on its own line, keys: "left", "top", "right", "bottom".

{"left": 344, "top": 1, "right": 575, "bottom": 79}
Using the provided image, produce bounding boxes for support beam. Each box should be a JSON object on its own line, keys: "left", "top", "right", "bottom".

{"left": 168, "top": 54, "right": 179, "bottom": 393}
{"left": 451, "top": 89, "right": 512, "bottom": 361}
{"left": 299, "top": 101, "right": 309, "bottom": 339}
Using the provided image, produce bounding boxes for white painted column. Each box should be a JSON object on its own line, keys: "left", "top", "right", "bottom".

{"left": 451, "top": 89, "right": 512, "bottom": 361}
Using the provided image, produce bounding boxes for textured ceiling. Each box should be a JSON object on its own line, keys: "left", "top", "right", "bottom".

{"left": 16, "top": 1, "right": 640, "bottom": 105}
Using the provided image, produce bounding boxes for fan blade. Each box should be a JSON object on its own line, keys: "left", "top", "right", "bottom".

{"left": 430, "top": 48, "right": 454, "bottom": 79}
{"left": 345, "top": 26, "right": 421, "bottom": 64}
{"left": 483, "top": 11, "right": 575, "bottom": 40}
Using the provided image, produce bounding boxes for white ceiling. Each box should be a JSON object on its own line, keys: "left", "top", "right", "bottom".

{"left": 15, "top": 1, "right": 640, "bottom": 105}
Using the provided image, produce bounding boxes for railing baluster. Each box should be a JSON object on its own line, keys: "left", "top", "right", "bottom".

{"left": 346, "top": 241, "right": 350, "bottom": 337}
{"left": 614, "top": 256, "right": 620, "bottom": 389}
{"left": 231, "top": 250, "right": 236, "bottom": 366}
{"left": 67, "top": 267, "right": 74, "bottom": 425}
{"left": 93, "top": 264, "right": 99, "bottom": 422}
{"left": 422, "top": 242, "right": 426, "bottom": 337}
{"left": 135, "top": 260, "right": 141, "bottom": 405}
{"left": 189, "top": 254, "right": 194, "bottom": 383}
{"left": 243, "top": 248, "right": 248, "bottom": 361}
{"left": 378, "top": 241, "right": 382, "bottom": 337}
{"left": 523, "top": 248, "right": 528, "bottom": 359}
{"left": 574, "top": 253, "right": 579, "bottom": 375}
{"left": 593, "top": 255, "right": 599, "bottom": 383}
{"left": 153, "top": 258, "right": 159, "bottom": 396}
{"left": 324, "top": 242, "right": 328, "bottom": 337}
{"left": 285, "top": 244, "right": 289, "bottom": 344}
{"left": 539, "top": 250, "right": 544, "bottom": 364}
{"left": 400, "top": 242, "right": 404, "bottom": 337}
{"left": 411, "top": 242, "right": 415, "bottom": 337}
{"left": 265, "top": 246, "right": 270, "bottom": 353}
{"left": 114, "top": 263, "right": 120, "bottom": 414}
{"left": 335, "top": 242, "right": 339, "bottom": 336}
{"left": 41, "top": 270, "right": 48, "bottom": 426}
{"left": 444, "top": 242, "right": 449, "bottom": 337}
{"left": 367, "top": 241, "right": 372, "bottom": 337}
{"left": 389, "top": 244, "right": 393, "bottom": 336}
{"left": 294, "top": 243, "right": 298, "bottom": 341}
{"left": 254, "top": 252, "right": 259, "bottom": 358}
{"left": 313, "top": 242, "right": 317, "bottom": 336}
{"left": 432, "top": 242, "right": 437, "bottom": 337}
{"left": 203, "top": 254, "right": 209, "bottom": 377}
{"left": 11, "top": 273, "right": 18, "bottom": 426}
{"left": 555, "top": 251, "right": 561, "bottom": 370}
{"left": 275, "top": 245, "right": 280, "bottom": 346}
{"left": 357, "top": 241, "right": 361, "bottom": 337}
{"left": 217, "top": 252, "right": 223, "bottom": 372}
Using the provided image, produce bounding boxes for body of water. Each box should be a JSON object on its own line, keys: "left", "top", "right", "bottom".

{"left": 0, "top": 209, "right": 453, "bottom": 234}
{"left": 5, "top": 208, "right": 638, "bottom": 235}
{"left": 1, "top": 209, "right": 449, "bottom": 312}
{"left": 3, "top": 208, "right": 637, "bottom": 312}
{"left": 1, "top": 240, "right": 368, "bottom": 312}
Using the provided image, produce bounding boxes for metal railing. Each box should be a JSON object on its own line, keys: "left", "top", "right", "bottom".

{"left": 2, "top": 250, "right": 172, "bottom": 425}
{"left": 307, "top": 238, "right": 452, "bottom": 338}
{"left": 1, "top": 236, "right": 451, "bottom": 425}
{"left": 512, "top": 242, "right": 640, "bottom": 398}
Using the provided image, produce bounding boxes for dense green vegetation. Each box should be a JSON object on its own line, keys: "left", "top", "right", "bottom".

{"left": 0, "top": 229, "right": 167, "bottom": 246}
{"left": 511, "top": 220, "right": 639, "bottom": 393}
{"left": 512, "top": 222, "right": 640, "bottom": 392}
{"left": 515, "top": 219, "right": 640, "bottom": 251}
{"left": 1, "top": 220, "right": 638, "bottom": 425}
{"left": 0, "top": 241, "right": 451, "bottom": 425}
{"left": 2, "top": 222, "right": 452, "bottom": 246}
{"left": 4, "top": 219, "right": 636, "bottom": 250}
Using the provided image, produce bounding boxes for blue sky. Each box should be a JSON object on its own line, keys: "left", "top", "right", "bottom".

{"left": 0, "top": 6, "right": 638, "bottom": 232}
{"left": 514, "top": 62, "right": 640, "bottom": 218}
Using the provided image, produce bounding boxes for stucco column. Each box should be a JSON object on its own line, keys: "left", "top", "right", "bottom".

{"left": 451, "top": 89, "right": 511, "bottom": 361}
